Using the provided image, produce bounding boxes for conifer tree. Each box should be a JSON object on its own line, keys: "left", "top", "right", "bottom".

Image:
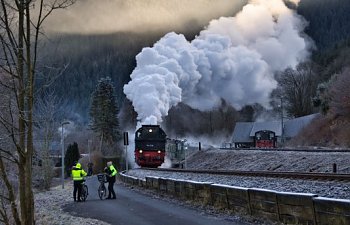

{"left": 89, "top": 77, "right": 121, "bottom": 147}
{"left": 64, "top": 142, "right": 80, "bottom": 176}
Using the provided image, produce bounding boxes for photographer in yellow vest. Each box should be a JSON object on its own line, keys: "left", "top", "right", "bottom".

{"left": 71, "top": 162, "right": 87, "bottom": 202}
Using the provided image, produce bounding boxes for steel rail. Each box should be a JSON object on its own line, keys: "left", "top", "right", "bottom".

{"left": 219, "top": 148, "right": 350, "bottom": 153}
{"left": 142, "top": 168, "right": 350, "bottom": 181}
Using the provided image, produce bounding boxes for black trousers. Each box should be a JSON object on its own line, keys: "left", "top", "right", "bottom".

{"left": 73, "top": 180, "right": 83, "bottom": 201}
{"left": 108, "top": 176, "right": 116, "bottom": 198}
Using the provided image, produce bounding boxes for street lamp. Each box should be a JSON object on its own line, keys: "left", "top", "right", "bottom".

{"left": 61, "top": 121, "right": 70, "bottom": 189}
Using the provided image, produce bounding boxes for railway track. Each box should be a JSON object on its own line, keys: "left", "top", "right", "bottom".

{"left": 219, "top": 147, "right": 350, "bottom": 153}
{"left": 142, "top": 168, "right": 350, "bottom": 182}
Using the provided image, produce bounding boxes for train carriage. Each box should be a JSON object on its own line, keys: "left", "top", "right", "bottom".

{"left": 166, "top": 139, "right": 187, "bottom": 168}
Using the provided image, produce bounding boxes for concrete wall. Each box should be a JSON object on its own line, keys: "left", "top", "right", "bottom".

{"left": 314, "top": 197, "right": 350, "bottom": 225}
{"left": 119, "top": 173, "right": 350, "bottom": 225}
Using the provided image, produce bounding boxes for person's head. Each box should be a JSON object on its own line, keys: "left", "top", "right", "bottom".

{"left": 75, "top": 163, "right": 81, "bottom": 169}
{"left": 107, "top": 161, "right": 112, "bottom": 167}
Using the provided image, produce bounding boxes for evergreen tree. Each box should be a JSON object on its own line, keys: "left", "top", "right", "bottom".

{"left": 64, "top": 142, "right": 81, "bottom": 177}
{"left": 89, "top": 77, "right": 121, "bottom": 146}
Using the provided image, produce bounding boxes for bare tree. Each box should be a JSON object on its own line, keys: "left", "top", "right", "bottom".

{"left": 276, "top": 62, "right": 319, "bottom": 117}
{"left": 0, "top": 1, "right": 75, "bottom": 224}
{"left": 33, "top": 91, "right": 62, "bottom": 190}
{"left": 329, "top": 67, "right": 350, "bottom": 118}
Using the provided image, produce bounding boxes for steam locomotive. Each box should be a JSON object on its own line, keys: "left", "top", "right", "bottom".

{"left": 134, "top": 125, "right": 187, "bottom": 168}
{"left": 255, "top": 130, "right": 276, "bottom": 148}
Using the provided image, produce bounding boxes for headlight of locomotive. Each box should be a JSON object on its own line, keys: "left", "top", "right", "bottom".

{"left": 157, "top": 150, "right": 161, "bottom": 154}
{"left": 139, "top": 150, "right": 143, "bottom": 153}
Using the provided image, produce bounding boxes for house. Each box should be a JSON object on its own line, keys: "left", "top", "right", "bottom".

{"left": 232, "top": 113, "right": 319, "bottom": 148}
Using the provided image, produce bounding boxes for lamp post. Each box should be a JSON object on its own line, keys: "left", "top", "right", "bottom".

{"left": 61, "top": 121, "right": 70, "bottom": 189}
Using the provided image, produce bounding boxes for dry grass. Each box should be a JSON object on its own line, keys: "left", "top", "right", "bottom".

{"left": 289, "top": 114, "right": 350, "bottom": 148}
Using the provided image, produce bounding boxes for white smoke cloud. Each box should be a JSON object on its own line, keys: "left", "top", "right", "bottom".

{"left": 125, "top": 132, "right": 139, "bottom": 169}
{"left": 124, "top": 0, "right": 311, "bottom": 125}
{"left": 160, "top": 156, "right": 172, "bottom": 168}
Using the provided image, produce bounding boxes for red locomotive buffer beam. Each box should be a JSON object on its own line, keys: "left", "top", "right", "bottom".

{"left": 135, "top": 148, "right": 165, "bottom": 167}
{"left": 256, "top": 140, "right": 274, "bottom": 148}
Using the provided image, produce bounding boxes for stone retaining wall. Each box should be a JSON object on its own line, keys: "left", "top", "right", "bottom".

{"left": 119, "top": 173, "right": 350, "bottom": 225}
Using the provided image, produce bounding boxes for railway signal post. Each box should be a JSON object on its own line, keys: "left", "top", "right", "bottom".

{"left": 124, "top": 132, "right": 129, "bottom": 171}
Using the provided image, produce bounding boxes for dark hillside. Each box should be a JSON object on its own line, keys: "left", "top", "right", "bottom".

{"left": 38, "top": 32, "right": 169, "bottom": 122}
{"left": 298, "top": 0, "right": 350, "bottom": 52}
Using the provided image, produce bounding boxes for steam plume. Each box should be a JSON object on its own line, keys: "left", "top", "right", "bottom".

{"left": 124, "top": 0, "right": 310, "bottom": 125}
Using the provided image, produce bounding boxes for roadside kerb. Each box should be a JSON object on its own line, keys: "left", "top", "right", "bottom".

{"left": 277, "top": 192, "right": 317, "bottom": 225}
{"left": 226, "top": 185, "right": 250, "bottom": 215}
{"left": 145, "top": 176, "right": 160, "bottom": 191}
{"left": 119, "top": 171, "right": 350, "bottom": 225}
{"left": 210, "top": 184, "right": 229, "bottom": 209}
{"left": 248, "top": 188, "right": 279, "bottom": 221}
{"left": 193, "top": 181, "right": 212, "bottom": 206}
{"left": 159, "top": 178, "right": 167, "bottom": 193}
{"left": 313, "top": 197, "right": 350, "bottom": 225}
{"left": 174, "top": 179, "right": 187, "bottom": 200}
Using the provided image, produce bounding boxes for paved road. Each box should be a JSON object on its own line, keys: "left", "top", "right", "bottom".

{"left": 63, "top": 176, "right": 252, "bottom": 225}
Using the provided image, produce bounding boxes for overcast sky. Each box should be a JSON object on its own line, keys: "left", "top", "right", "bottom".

{"left": 44, "top": 0, "right": 247, "bottom": 34}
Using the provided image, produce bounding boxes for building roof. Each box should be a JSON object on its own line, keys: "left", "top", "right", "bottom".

{"left": 284, "top": 113, "right": 319, "bottom": 138}
{"left": 232, "top": 122, "right": 254, "bottom": 143}
{"left": 231, "top": 113, "right": 319, "bottom": 144}
{"left": 249, "top": 121, "right": 282, "bottom": 136}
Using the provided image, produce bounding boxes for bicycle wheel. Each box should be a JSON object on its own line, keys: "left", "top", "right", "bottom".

{"left": 81, "top": 185, "right": 88, "bottom": 202}
{"left": 98, "top": 184, "right": 106, "bottom": 200}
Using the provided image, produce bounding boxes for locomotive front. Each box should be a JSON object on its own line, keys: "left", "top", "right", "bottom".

{"left": 255, "top": 130, "right": 276, "bottom": 148}
{"left": 134, "top": 125, "right": 166, "bottom": 167}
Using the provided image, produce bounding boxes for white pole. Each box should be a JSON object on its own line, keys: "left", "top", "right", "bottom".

{"left": 88, "top": 139, "right": 91, "bottom": 163}
{"left": 125, "top": 145, "right": 128, "bottom": 171}
{"left": 184, "top": 144, "right": 187, "bottom": 169}
{"left": 281, "top": 97, "right": 284, "bottom": 145}
{"left": 61, "top": 121, "right": 70, "bottom": 189}
{"left": 184, "top": 149, "right": 186, "bottom": 169}
{"left": 61, "top": 125, "right": 64, "bottom": 189}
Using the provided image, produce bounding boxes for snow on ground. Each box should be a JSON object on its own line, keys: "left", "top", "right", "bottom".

{"left": 185, "top": 148, "right": 350, "bottom": 173}
{"left": 34, "top": 180, "right": 110, "bottom": 225}
{"left": 126, "top": 148, "right": 350, "bottom": 200}
{"left": 33, "top": 148, "right": 350, "bottom": 224}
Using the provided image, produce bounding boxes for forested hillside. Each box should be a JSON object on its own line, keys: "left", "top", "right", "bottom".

{"left": 38, "top": 0, "right": 350, "bottom": 141}
{"left": 298, "top": 0, "right": 350, "bottom": 79}
{"left": 298, "top": 0, "right": 350, "bottom": 52}
{"left": 39, "top": 32, "right": 158, "bottom": 123}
